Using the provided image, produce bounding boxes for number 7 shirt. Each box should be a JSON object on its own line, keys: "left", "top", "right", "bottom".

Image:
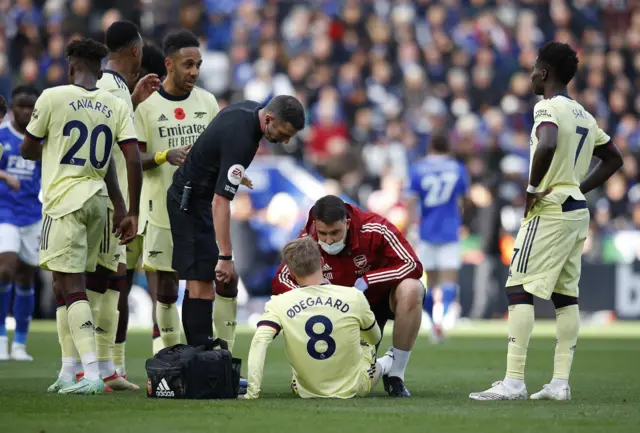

{"left": 245, "top": 284, "right": 381, "bottom": 399}
{"left": 25, "top": 85, "right": 136, "bottom": 218}
{"left": 527, "top": 96, "right": 611, "bottom": 207}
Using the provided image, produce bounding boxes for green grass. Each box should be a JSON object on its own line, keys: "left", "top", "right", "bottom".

{"left": 1, "top": 321, "right": 639, "bottom": 433}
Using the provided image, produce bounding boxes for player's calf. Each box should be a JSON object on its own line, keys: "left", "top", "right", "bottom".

{"left": 183, "top": 279, "right": 215, "bottom": 348}
{"left": 146, "top": 270, "right": 166, "bottom": 354}
{"left": 503, "top": 286, "right": 535, "bottom": 389}
{"left": 470, "top": 285, "right": 533, "bottom": 400}
{"left": 94, "top": 270, "right": 127, "bottom": 381}
{"left": 530, "top": 293, "right": 579, "bottom": 400}
{"left": 10, "top": 262, "right": 37, "bottom": 361}
{"left": 384, "top": 278, "right": 424, "bottom": 396}
{"left": 85, "top": 269, "right": 110, "bottom": 321}
{"left": 113, "top": 269, "right": 134, "bottom": 376}
{"left": 156, "top": 271, "right": 180, "bottom": 349}
{"left": 214, "top": 274, "right": 238, "bottom": 353}
{"left": 0, "top": 252, "right": 18, "bottom": 360}
{"left": 56, "top": 272, "right": 101, "bottom": 382}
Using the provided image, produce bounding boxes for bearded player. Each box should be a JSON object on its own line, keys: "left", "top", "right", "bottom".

{"left": 273, "top": 195, "right": 424, "bottom": 397}
{"left": 470, "top": 42, "right": 623, "bottom": 401}
{"left": 134, "top": 29, "right": 219, "bottom": 353}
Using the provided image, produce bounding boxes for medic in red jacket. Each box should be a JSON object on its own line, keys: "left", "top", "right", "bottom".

{"left": 271, "top": 195, "right": 425, "bottom": 398}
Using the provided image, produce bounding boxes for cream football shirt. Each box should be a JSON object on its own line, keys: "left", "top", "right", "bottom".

{"left": 530, "top": 95, "right": 611, "bottom": 207}
{"left": 134, "top": 86, "right": 219, "bottom": 229}
{"left": 26, "top": 85, "right": 137, "bottom": 218}
{"left": 247, "top": 284, "right": 380, "bottom": 399}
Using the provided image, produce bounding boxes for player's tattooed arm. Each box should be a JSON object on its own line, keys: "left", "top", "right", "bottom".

{"left": 20, "top": 135, "right": 43, "bottom": 161}
{"left": 529, "top": 124, "right": 558, "bottom": 189}
{"left": 580, "top": 142, "right": 624, "bottom": 195}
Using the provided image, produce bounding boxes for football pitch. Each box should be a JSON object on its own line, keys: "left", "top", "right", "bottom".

{"left": 1, "top": 321, "right": 638, "bottom": 433}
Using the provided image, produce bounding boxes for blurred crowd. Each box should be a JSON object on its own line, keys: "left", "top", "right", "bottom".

{"left": 3, "top": 0, "right": 640, "bottom": 277}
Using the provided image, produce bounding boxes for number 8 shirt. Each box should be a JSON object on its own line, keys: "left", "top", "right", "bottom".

{"left": 246, "top": 284, "right": 381, "bottom": 399}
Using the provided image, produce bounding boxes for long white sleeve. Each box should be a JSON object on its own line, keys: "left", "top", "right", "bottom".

{"left": 245, "top": 325, "right": 277, "bottom": 399}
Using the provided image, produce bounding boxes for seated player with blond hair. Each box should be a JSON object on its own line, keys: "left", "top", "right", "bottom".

{"left": 244, "top": 237, "right": 392, "bottom": 399}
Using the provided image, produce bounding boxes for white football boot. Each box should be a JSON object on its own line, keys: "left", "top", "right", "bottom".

{"left": 10, "top": 342, "right": 33, "bottom": 361}
{"left": 469, "top": 380, "right": 528, "bottom": 401}
{"left": 530, "top": 384, "right": 571, "bottom": 400}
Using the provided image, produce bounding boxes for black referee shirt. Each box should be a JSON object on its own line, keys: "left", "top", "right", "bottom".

{"left": 171, "top": 100, "right": 263, "bottom": 202}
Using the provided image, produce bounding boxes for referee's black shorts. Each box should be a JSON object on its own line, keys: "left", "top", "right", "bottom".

{"left": 166, "top": 187, "right": 218, "bottom": 281}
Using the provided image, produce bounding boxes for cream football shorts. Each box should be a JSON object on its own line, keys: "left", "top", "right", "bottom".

{"left": 289, "top": 342, "right": 377, "bottom": 398}
{"left": 96, "top": 207, "right": 127, "bottom": 272}
{"left": 506, "top": 202, "right": 589, "bottom": 300}
{"left": 354, "top": 341, "right": 377, "bottom": 397}
{"left": 39, "top": 194, "right": 108, "bottom": 273}
{"left": 141, "top": 221, "right": 174, "bottom": 272}
{"left": 126, "top": 235, "right": 143, "bottom": 270}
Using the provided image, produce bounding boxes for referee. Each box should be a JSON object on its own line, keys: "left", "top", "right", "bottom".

{"left": 167, "top": 95, "right": 305, "bottom": 348}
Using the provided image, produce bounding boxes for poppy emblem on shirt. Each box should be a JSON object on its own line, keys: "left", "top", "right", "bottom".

{"left": 354, "top": 255, "right": 367, "bottom": 268}
{"left": 174, "top": 108, "right": 185, "bottom": 120}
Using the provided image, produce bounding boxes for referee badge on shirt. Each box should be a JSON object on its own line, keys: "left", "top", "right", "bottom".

{"left": 227, "top": 164, "right": 245, "bottom": 186}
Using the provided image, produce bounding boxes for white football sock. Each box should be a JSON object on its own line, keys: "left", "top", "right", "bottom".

{"left": 388, "top": 348, "right": 411, "bottom": 381}
{"left": 504, "top": 376, "right": 525, "bottom": 390}
{"left": 81, "top": 353, "right": 100, "bottom": 381}
{"left": 549, "top": 378, "right": 569, "bottom": 389}
{"left": 99, "top": 360, "right": 116, "bottom": 378}
{"left": 375, "top": 353, "right": 393, "bottom": 376}
{"left": 59, "top": 357, "right": 76, "bottom": 381}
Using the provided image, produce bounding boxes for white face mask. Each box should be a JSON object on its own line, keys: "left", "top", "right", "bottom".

{"left": 318, "top": 238, "right": 346, "bottom": 255}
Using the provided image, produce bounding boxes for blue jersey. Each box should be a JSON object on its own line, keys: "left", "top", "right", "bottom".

{"left": 0, "top": 124, "right": 42, "bottom": 226}
{"left": 409, "top": 155, "right": 469, "bottom": 244}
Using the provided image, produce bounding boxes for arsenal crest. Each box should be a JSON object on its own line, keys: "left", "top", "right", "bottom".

{"left": 354, "top": 254, "right": 367, "bottom": 268}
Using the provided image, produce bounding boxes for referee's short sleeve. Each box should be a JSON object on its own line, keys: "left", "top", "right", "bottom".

{"left": 215, "top": 135, "right": 255, "bottom": 200}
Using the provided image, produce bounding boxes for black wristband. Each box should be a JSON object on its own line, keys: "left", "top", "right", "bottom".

{"left": 218, "top": 255, "right": 233, "bottom": 261}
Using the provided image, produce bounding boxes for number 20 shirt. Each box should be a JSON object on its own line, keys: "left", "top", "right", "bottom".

{"left": 25, "top": 85, "right": 137, "bottom": 218}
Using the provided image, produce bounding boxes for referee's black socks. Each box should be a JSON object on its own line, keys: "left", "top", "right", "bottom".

{"left": 185, "top": 298, "right": 214, "bottom": 347}
{"left": 181, "top": 290, "right": 191, "bottom": 344}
